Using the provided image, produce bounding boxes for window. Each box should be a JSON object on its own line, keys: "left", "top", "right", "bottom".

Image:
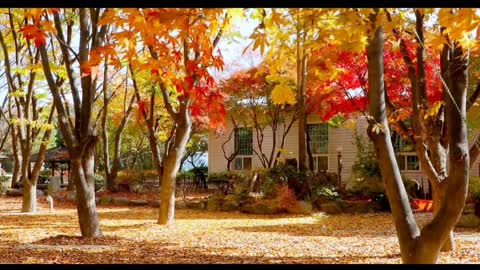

{"left": 307, "top": 123, "right": 328, "bottom": 154}
{"left": 313, "top": 156, "right": 329, "bottom": 171}
{"left": 406, "top": 155, "right": 420, "bottom": 170}
{"left": 234, "top": 127, "right": 253, "bottom": 171}
{"left": 234, "top": 157, "right": 252, "bottom": 171}
{"left": 392, "top": 133, "right": 413, "bottom": 152}
{"left": 234, "top": 128, "right": 253, "bottom": 155}
{"left": 392, "top": 133, "right": 419, "bottom": 171}
{"left": 308, "top": 123, "right": 329, "bottom": 171}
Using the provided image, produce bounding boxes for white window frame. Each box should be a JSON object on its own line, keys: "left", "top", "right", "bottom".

{"left": 234, "top": 156, "right": 252, "bottom": 171}
{"left": 312, "top": 155, "right": 329, "bottom": 172}
{"left": 397, "top": 152, "right": 420, "bottom": 172}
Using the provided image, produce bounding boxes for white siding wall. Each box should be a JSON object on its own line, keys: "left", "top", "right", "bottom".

{"left": 208, "top": 113, "right": 480, "bottom": 188}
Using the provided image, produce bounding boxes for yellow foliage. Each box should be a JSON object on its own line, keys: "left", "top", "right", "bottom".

{"left": 424, "top": 101, "right": 444, "bottom": 120}
{"left": 271, "top": 82, "right": 296, "bottom": 106}
{"left": 343, "top": 118, "right": 357, "bottom": 130}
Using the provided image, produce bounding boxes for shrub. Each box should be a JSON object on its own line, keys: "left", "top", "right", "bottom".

{"left": 351, "top": 130, "right": 381, "bottom": 180}
{"left": 0, "top": 175, "right": 9, "bottom": 196}
{"left": 190, "top": 166, "right": 208, "bottom": 185}
{"left": 207, "top": 171, "right": 247, "bottom": 195}
{"left": 348, "top": 175, "right": 418, "bottom": 199}
{"left": 177, "top": 171, "right": 195, "bottom": 180}
{"left": 260, "top": 163, "right": 310, "bottom": 200}
{"left": 276, "top": 184, "right": 297, "bottom": 210}
{"left": 373, "top": 193, "right": 391, "bottom": 212}
{"left": 475, "top": 197, "right": 480, "bottom": 217}
{"left": 94, "top": 174, "right": 104, "bottom": 192}
{"left": 468, "top": 176, "right": 480, "bottom": 202}
{"left": 116, "top": 170, "right": 159, "bottom": 193}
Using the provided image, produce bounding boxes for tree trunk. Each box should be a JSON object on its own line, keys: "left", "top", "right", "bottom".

{"left": 158, "top": 117, "right": 192, "bottom": 225}
{"left": 11, "top": 152, "right": 21, "bottom": 188}
{"left": 72, "top": 143, "right": 103, "bottom": 238}
{"left": 430, "top": 183, "right": 455, "bottom": 251}
{"left": 297, "top": 65, "right": 307, "bottom": 170}
{"left": 67, "top": 176, "right": 75, "bottom": 191}
{"left": 366, "top": 11, "right": 469, "bottom": 263}
{"left": 21, "top": 181, "right": 37, "bottom": 212}
{"left": 106, "top": 129, "right": 125, "bottom": 192}
{"left": 296, "top": 11, "right": 307, "bottom": 171}
{"left": 9, "top": 100, "right": 21, "bottom": 188}
{"left": 102, "top": 120, "right": 112, "bottom": 190}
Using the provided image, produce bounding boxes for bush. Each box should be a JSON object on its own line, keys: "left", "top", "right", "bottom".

{"left": 116, "top": 170, "right": 159, "bottom": 193}
{"left": 177, "top": 171, "right": 195, "bottom": 180}
{"left": 348, "top": 175, "right": 418, "bottom": 199}
{"left": 276, "top": 184, "right": 297, "bottom": 210}
{"left": 39, "top": 170, "right": 52, "bottom": 178}
{"left": 94, "top": 174, "right": 104, "bottom": 192}
{"left": 0, "top": 175, "right": 9, "bottom": 196}
{"left": 351, "top": 130, "right": 381, "bottom": 180}
{"left": 313, "top": 185, "right": 341, "bottom": 200}
{"left": 468, "top": 176, "right": 480, "bottom": 202}
{"left": 207, "top": 171, "right": 248, "bottom": 195}
{"left": 190, "top": 166, "right": 208, "bottom": 186}
{"left": 260, "top": 163, "right": 310, "bottom": 200}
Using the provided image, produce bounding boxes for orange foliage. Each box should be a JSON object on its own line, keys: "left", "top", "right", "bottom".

{"left": 276, "top": 184, "right": 297, "bottom": 210}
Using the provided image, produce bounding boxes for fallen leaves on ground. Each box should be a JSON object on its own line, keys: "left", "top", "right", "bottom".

{"left": 0, "top": 197, "right": 479, "bottom": 264}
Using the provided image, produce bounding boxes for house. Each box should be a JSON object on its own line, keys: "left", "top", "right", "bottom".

{"left": 208, "top": 112, "right": 480, "bottom": 193}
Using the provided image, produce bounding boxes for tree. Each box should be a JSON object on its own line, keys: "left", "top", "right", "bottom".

{"left": 314, "top": 9, "right": 473, "bottom": 252}
{"left": 248, "top": 8, "right": 356, "bottom": 171}
{"left": 180, "top": 132, "right": 208, "bottom": 172}
{"left": 25, "top": 8, "right": 111, "bottom": 237}
{"left": 103, "top": 8, "right": 230, "bottom": 225}
{"left": 218, "top": 66, "right": 298, "bottom": 169}
{"left": 364, "top": 8, "right": 476, "bottom": 263}
{"left": 100, "top": 62, "right": 136, "bottom": 192}
{"left": 0, "top": 8, "right": 57, "bottom": 212}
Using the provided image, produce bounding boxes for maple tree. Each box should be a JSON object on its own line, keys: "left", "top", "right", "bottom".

{"left": 362, "top": 8, "right": 480, "bottom": 263}
{"left": 307, "top": 40, "right": 442, "bottom": 123}
{"left": 248, "top": 7, "right": 480, "bottom": 263}
{"left": 19, "top": 8, "right": 112, "bottom": 237}
{"left": 98, "top": 60, "right": 137, "bottom": 192}
{"left": 248, "top": 8, "right": 368, "bottom": 171}
{"left": 218, "top": 65, "right": 298, "bottom": 169}
{"left": 97, "top": 8, "right": 231, "bottom": 225}
{"left": 0, "top": 8, "right": 58, "bottom": 212}
{"left": 313, "top": 9, "right": 478, "bottom": 255}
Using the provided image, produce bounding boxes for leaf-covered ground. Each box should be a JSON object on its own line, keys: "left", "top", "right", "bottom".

{"left": 0, "top": 197, "right": 479, "bottom": 264}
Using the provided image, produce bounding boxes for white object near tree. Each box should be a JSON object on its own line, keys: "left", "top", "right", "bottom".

{"left": 46, "top": 195, "right": 54, "bottom": 211}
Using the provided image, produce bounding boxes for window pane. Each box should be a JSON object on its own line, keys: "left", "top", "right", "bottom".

{"left": 308, "top": 123, "right": 328, "bottom": 154}
{"left": 406, "top": 155, "right": 419, "bottom": 171}
{"left": 243, "top": 157, "right": 252, "bottom": 170}
{"left": 318, "top": 156, "right": 328, "bottom": 171}
{"left": 234, "top": 158, "right": 242, "bottom": 170}
{"left": 392, "top": 133, "right": 413, "bottom": 152}
{"left": 396, "top": 154, "right": 406, "bottom": 170}
{"left": 234, "top": 128, "right": 253, "bottom": 155}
